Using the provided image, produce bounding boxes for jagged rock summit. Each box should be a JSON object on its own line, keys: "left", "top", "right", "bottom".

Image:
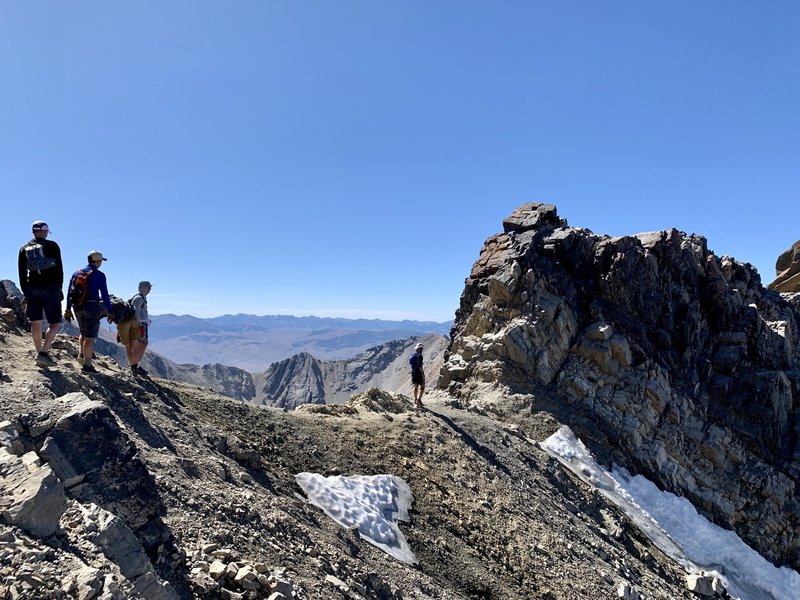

{"left": 441, "top": 202, "right": 800, "bottom": 570}
{"left": 769, "top": 239, "right": 800, "bottom": 293}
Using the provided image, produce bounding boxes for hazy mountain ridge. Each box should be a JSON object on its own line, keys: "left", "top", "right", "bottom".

{"left": 148, "top": 314, "right": 452, "bottom": 371}
{"left": 0, "top": 281, "right": 446, "bottom": 404}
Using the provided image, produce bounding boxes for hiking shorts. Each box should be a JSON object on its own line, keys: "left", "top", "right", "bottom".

{"left": 25, "top": 285, "right": 63, "bottom": 324}
{"left": 75, "top": 301, "right": 101, "bottom": 338}
{"left": 117, "top": 318, "right": 140, "bottom": 345}
{"left": 412, "top": 369, "right": 425, "bottom": 386}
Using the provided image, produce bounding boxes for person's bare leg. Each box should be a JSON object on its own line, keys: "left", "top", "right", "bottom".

{"left": 83, "top": 338, "right": 96, "bottom": 366}
{"left": 134, "top": 339, "right": 148, "bottom": 364}
{"left": 124, "top": 341, "right": 138, "bottom": 367}
{"left": 42, "top": 323, "right": 60, "bottom": 352}
{"left": 31, "top": 321, "right": 44, "bottom": 353}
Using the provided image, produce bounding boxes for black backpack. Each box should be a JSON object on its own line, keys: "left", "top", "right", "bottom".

{"left": 24, "top": 242, "right": 57, "bottom": 274}
{"left": 69, "top": 268, "right": 93, "bottom": 308}
{"left": 108, "top": 294, "right": 135, "bottom": 324}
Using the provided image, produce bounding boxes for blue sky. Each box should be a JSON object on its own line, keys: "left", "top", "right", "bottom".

{"left": 2, "top": 1, "right": 798, "bottom": 321}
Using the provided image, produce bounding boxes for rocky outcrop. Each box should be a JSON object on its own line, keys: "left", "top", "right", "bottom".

{"left": 39, "top": 393, "right": 174, "bottom": 554}
{"left": 0, "top": 443, "right": 66, "bottom": 537}
{"left": 253, "top": 334, "right": 448, "bottom": 408}
{"left": 146, "top": 354, "right": 257, "bottom": 401}
{"left": 0, "top": 280, "right": 26, "bottom": 327}
{"left": 256, "top": 351, "right": 326, "bottom": 408}
{"left": 769, "top": 240, "right": 800, "bottom": 292}
{"left": 441, "top": 203, "right": 800, "bottom": 569}
{"left": 0, "top": 392, "right": 180, "bottom": 599}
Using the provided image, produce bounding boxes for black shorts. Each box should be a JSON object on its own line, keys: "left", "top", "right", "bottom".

{"left": 25, "top": 285, "right": 63, "bottom": 324}
{"left": 412, "top": 370, "right": 425, "bottom": 385}
{"left": 75, "top": 302, "right": 101, "bottom": 338}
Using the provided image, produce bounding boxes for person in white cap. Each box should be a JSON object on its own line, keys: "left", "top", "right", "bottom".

{"left": 64, "top": 251, "right": 113, "bottom": 374}
{"left": 409, "top": 342, "right": 425, "bottom": 408}
{"left": 117, "top": 280, "right": 152, "bottom": 377}
{"left": 17, "top": 220, "right": 64, "bottom": 367}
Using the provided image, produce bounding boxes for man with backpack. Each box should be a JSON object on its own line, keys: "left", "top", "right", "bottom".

{"left": 64, "top": 251, "right": 113, "bottom": 374}
{"left": 410, "top": 342, "right": 425, "bottom": 408}
{"left": 17, "top": 220, "right": 64, "bottom": 367}
{"left": 116, "top": 280, "right": 152, "bottom": 376}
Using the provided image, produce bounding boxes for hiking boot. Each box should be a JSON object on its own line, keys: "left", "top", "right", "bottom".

{"left": 82, "top": 364, "right": 98, "bottom": 374}
{"left": 137, "top": 366, "right": 149, "bottom": 377}
{"left": 36, "top": 352, "right": 56, "bottom": 367}
{"left": 130, "top": 366, "right": 139, "bottom": 377}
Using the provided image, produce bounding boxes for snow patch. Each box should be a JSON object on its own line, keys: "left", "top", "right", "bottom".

{"left": 295, "top": 473, "right": 417, "bottom": 564}
{"left": 542, "top": 425, "right": 800, "bottom": 600}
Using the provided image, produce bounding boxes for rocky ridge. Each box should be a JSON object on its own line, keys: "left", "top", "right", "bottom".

{"left": 0, "top": 282, "right": 702, "bottom": 599}
{"left": 440, "top": 203, "right": 800, "bottom": 570}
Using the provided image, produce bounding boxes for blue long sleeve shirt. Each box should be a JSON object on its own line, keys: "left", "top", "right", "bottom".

{"left": 66, "top": 264, "right": 112, "bottom": 313}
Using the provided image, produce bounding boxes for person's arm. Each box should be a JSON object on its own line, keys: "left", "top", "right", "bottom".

{"left": 65, "top": 273, "right": 74, "bottom": 311}
{"left": 98, "top": 272, "right": 113, "bottom": 313}
{"left": 17, "top": 247, "right": 27, "bottom": 296}
{"left": 51, "top": 241, "right": 64, "bottom": 289}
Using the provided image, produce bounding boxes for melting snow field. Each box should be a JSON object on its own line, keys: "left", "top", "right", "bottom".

{"left": 542, "top": 426, "right": 800, "bottom": 600}
{"left": 295, "top": 473, "right": 417, "bottom": 564}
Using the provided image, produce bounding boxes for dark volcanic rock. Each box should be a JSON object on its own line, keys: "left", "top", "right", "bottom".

{"left": 441, "top": 202, "right": 800, "bottom": 569}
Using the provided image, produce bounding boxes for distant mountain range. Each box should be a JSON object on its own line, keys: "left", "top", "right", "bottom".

{"left": 148, "top": 313, "right": 452, "bottom": 371}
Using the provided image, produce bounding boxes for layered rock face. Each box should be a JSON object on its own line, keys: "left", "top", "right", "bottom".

{"left": 440, "top": 203, "right": 800, "bottom": 569}
{"left": 769, "top": 240, "right": 800, "bottom": 293}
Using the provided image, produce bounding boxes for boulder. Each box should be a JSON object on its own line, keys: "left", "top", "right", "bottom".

{"left": 39, "top": 393, "right": 174, "bottom": 553}
{"left": 0, "top": 448, "right": 66, "bottom": 537}
{"left": 768, "top": 240, "right": 800, "bottom": 292}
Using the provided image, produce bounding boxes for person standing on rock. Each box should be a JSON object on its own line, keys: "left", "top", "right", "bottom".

{"left": 17, "top": 220, "right": 64, "bottom": 367}
{"left": 410, "top": 342, "right": 425, "bottom": 408}
{"left": 118, "top": 280, "right": 152, "bottom": 377}
{"left": 64, "top": 251, "right": 113, "bottom": 374}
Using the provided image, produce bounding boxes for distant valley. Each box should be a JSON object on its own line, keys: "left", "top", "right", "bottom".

{"left": 148, "top": 313, "right": 452, "bottom": 371}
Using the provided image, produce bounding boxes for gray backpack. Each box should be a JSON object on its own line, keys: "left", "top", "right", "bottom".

{"left": 24, "top": 242, "right": 57, "bottom": 273}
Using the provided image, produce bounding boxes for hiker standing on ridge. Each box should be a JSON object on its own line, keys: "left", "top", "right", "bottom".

{"left": 410, "top": 342, "right": 425, "bottom": 408}
{"left": 117, "top": 280, "right": 152, "bottom": 377}
{"left": 64, "top": 251, "right": 113, "bottom": 374}
{"left": 17, "top": 220, "right": 64, "bottom": 367}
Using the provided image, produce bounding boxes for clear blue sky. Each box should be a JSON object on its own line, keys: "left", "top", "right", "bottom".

{"left": 2, "top": 1, "right": 798, "bottom": 321}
